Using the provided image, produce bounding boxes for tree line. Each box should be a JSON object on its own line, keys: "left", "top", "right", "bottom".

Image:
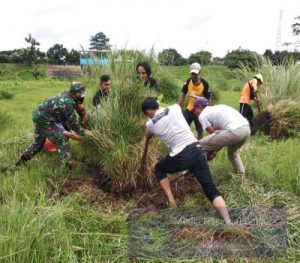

{"left": 0, "top": 32, "right": 112, "bottom": 66}
{"left": 0, "top": 16, "right": 299, "bottom": 68}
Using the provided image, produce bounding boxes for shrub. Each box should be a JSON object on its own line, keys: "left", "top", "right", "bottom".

{"left": 0, "top": 90, "right": 15, "bottom": 100}
{"left": 155, "top": 69, "right": 181, "bottom": 101}
{"left": 32, "top": 67, "right": 45, "bottom": 79}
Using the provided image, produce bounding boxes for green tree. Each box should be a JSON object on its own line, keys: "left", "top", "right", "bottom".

{"left": 263, "top": 49, "right": 300, "bottom": 65}
{"left": 0, "top": 54, "right": 11, "bottom": 63}
{"left": 47, "top": 44, "right": 68, "bottom": 64}
{"left": 24, "top": 34, "right": 40, "bottom": 66}
{"left": 158, "top": 48, "right": 186, "bottom": 66}
{"left": 65, "top": 49, "right": 80, "bottom": 65}
{"left": 188, "top": 51, "right": 212, "bottom": 65}
{"left": 224, "top": 48, "right": 258, "bottom": 69}
{"left": 89, "top": 32, "right": 111, "bottom": 51}
{"left": 211, "top": 56, "right": 224, "bottom": 65}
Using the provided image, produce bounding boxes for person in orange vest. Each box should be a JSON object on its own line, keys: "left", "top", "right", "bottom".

{"left": 239, "top": 74, "right": 263, "bottom": 127}
{"left": 178, "top": 62, "right": 211, "bottom": 139}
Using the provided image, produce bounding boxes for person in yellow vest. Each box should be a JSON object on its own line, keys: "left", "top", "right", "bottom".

{"left": 239, "top": 74, "right": 263, "bottom": 127}
{"left": 178, "top": 62, "right": 211, "bottom": 139}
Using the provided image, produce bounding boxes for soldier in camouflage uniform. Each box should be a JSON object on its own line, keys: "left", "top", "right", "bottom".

{"left": 16, "top": 82, "right": 92, "bottom": 167}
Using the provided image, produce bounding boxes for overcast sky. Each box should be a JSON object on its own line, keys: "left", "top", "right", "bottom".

{"left": 1, "top": 0, "right": 299, "bottom": 58}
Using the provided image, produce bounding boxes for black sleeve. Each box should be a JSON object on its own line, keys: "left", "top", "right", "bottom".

{"left": 92, "top": 92, "right": 100, "bottom": 107}
{"left": 202, "top": 78, "right": 211, "bottom": 99}
{"left": 148, "top": 77, "right": 162, "bottom": 94}
{"left": 181, "top": 78, "right": 191, "bottom": 94}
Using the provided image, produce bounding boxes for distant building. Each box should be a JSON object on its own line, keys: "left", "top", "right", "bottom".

{"left": 80, "top": 50, "right": 109, "bottom": 67}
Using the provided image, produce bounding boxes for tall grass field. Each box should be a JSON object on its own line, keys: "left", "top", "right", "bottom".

{"left": 0, "top": 60, "right": 299, "bottom": 262}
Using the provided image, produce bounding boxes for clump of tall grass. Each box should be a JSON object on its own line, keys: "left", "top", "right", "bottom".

{"left": 253, "top": 99, "right": 300, "bottom": 139}
{"left": 239, "top": 55, "right": 300, "bottom": 105}
{"left": 83, "top": 49, "right": 165, "bottom": 192}
{"left": 0, "top": 200, "right": 76, "bottom": 262}
{"left": 269, "top": 99, "right": 300, "bottom": 139}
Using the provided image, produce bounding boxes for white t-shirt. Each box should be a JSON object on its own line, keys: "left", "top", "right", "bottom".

{"left": 199, "top": 105, "right": 249, "bottom": 131}
{"left": 146, "top": 104, "right": 197, "bottom": 156}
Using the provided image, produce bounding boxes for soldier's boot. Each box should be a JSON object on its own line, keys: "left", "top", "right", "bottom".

{"left": 15, "top": 156, "right": 28, "bottom": 167}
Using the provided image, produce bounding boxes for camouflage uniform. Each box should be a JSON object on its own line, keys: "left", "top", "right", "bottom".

{"left": 20, "top": 90, "right": 85, "bottom": 164}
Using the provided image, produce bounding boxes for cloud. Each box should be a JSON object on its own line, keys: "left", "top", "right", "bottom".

{"left": 183, "top": 15, "right": 211, "bottom": 29}
{"left": 33, "top": 26, "right": 60, "bottom": 41}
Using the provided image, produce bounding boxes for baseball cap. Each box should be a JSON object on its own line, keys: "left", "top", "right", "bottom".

{"left": 190, "top": 62, "right": 201, "bottom": 74}
{"left": 191, "top": 97, "right": 209, "bottom": 111}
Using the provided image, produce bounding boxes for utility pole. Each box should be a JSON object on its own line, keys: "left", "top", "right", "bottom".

{"left": 275, "top": 9, "right": 283, "bottom": 51}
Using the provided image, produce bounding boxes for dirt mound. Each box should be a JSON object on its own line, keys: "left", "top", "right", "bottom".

{"left": 57, "top": 172, "right": 206, "bottom": 209}
{"left": 132, "top": 176, "right": 204, "bottom": 209}
{"left": 45, "top": 65, "right": 82, "bottom": 79}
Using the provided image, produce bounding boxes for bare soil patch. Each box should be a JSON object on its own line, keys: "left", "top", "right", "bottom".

{"left": 56, "top": 172, "right": 205, "bottom": 209}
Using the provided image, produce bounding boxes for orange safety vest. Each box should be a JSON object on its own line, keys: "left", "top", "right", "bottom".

{"left": 239, "top": 78, "right": 258, "bottom": 105}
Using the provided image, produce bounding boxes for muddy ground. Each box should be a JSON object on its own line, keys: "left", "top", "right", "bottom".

{"left": 54, "top": 172, "right": 205, "bottom": 209}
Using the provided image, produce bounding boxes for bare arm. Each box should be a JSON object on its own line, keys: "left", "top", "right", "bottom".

{"left": 63, "top": 129, "right": 95, "bottom": 142}
{"left": 62, "top": 130, "right": 83, "bottom": 142}
{"left": 145, "top": 129, "right": 154, "bottom": 140}
{"left": 254, "top": 92, "right": 260, "bottom": 103}
{"left": 177, "top": 93, "right": 186, "bottom": 106}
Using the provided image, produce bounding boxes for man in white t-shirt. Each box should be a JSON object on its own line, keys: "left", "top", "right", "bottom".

{"left": 192, "top": 97, "right": 251, "bottom": 177}
{"left": 141, "top": 97, "right": 231, "bottom": 224}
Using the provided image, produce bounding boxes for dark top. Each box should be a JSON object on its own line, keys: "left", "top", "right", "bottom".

{"left": 145, "top": 77, "right": 161, "bottom": 94}
{"left": 93, "top": 90, "right": 107, "bottom": 107}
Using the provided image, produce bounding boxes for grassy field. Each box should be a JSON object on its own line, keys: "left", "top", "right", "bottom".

{"left": 0, "top": 64, "right": 299, "bottom": 262}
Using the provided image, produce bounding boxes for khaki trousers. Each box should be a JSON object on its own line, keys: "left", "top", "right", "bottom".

{"left": 199, "top": 125, "right": 251, "bottom": 174}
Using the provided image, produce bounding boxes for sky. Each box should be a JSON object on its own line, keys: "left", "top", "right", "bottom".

{"left": 1, "top": 0, "right": 299, "bottom": 58}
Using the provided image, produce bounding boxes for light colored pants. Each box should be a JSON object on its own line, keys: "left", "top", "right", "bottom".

{"left": 199, "top": 125, "right": 251, "bottom": 174}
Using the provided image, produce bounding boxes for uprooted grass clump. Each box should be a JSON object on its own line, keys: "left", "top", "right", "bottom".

{"left": 81, "top": 50, "right": 181, "bottom": 192}
{"left": 269, "top": 99, "right": 300, "bottom": 139}
{"left": 253, "top": 99, "right": 300, "bottom": 139}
